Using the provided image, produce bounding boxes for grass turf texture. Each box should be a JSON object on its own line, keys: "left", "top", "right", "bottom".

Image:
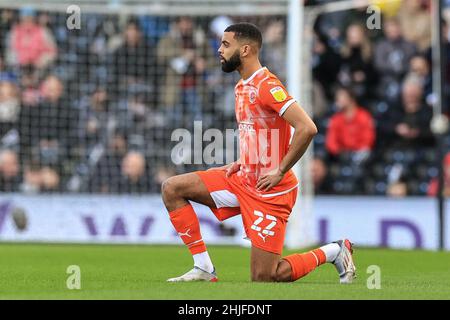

{"left": 0, "top": 243, "right": 449, "bottom": 299}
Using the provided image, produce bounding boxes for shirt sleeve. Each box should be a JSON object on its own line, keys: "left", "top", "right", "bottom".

{"left": 258, "top": 79, "right": 296, "bottom": 116}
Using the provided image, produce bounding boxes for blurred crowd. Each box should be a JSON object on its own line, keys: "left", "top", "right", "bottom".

{"left": 309, "top": 0, "right": 450, "bottom": 197}
{"left": 0, "top": 0, "right": 449, "bottom": 197}
{"left": 0, "top": 8, "right": 254, "bottom": 194}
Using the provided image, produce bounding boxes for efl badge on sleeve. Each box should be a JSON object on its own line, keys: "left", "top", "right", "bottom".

{"left": 270, "top": 86, "right": 287, "bottom": 102}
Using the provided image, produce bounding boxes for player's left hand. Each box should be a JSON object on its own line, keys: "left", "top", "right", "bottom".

{"left": 256, "top": 169, "right": 285, "bottom": 192}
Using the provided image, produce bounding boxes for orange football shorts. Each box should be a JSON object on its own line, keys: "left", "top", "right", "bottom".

{"left": 196, "top": 169, "right": 298, "bottom": 255}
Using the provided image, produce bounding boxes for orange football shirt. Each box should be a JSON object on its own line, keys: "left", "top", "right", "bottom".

{"left": 234, "top": 67, "right": 299, "bottom": 196}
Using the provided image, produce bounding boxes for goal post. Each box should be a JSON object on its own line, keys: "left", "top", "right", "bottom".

{"left": 285, "top": 0, "right": 316, "bottom": 249}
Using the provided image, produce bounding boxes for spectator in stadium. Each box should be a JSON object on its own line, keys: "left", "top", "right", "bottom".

{"left": 89, "top": 16, "right": 122, "bottom": 60}
{"left": 0, "top": 149, "right": 21, "bottom": 192}
{"left": 381, "top": 75, "right": 434, "bottom": 150}
{"left": 397, "top": 0, "right": 431, "bottom": 52}
{"left": 88, "top": 131, "right": 127, "bottom": 193}
{"left": 338, "top": 23, "right": 376, "bottom": 103}
{"left": 20, "top": 75, "right": 77, "bottom": 170}
{"left": 110, "top": 19, "right": 156, "bottom": 102}
{"left": 5, "top": 7, "right": 57, "bottom": 70}
{"left": 325, "top": 86, "right": 376, "bottom": 158}
{"left": 427, "top": 152, "right": 450, "bottom": 197}
{"left": 39, "top": 166, "right": 60, "bottom": 192}
{"left": 324, "top": 85, "right": 375, "bottom": 194}
{"left": 157, "top": 16, "right": 215, "bottom": 126}
{"left": 119, "top": 151, "right": 152, "bottom": 193}
{"left": 312, "top": 32, "right": 341, "bottom": 106}
{"left": 341, "top": 5, "right": 384, "bottom": 41}
{"left": 373, "top": 17, "right": 417, "bottom": 103}
{"left": 114, "top": 89, "right": 158, "bottom": 155}
{"left": 21, "top": 163, "right": 61, "bottom": 193}
{"left": 0, "top": 80, "right": 20, "bottom": 142}
{"left": 89, "top": 134, "right": 153, "bottom": 194}
{"left": 78, "top": 86, "right": 110, "bottom": 147}
{"left": 407, "top": 54, "right": 432, "bottom": 104}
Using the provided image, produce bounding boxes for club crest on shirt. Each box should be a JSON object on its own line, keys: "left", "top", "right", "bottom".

{"left": 249, "top": 88, "right": 257, "bottom": 103}
{"left": 270, "top": 86, "right": 287, "bottom": 102}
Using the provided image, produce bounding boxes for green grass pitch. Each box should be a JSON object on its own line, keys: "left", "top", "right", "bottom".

{"left": 0, "top": 243, "right": 449, "bottom": 299}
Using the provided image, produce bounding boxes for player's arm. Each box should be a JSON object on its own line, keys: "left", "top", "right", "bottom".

{"left": 256, "top": 102, "right": 317, "bottom": 191}
{"left": 279, "top": 102, "right": 318, "bottom": 173}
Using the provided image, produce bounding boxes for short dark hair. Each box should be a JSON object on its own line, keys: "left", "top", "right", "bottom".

{"left": 224, "top": 22, "right": 262, "bottom": 49}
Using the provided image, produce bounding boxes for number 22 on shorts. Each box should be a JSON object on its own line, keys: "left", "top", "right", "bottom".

{"left": 251, "top": 210, "right": 277, "bottom": 242}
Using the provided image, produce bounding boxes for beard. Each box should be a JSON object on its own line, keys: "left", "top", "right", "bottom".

{"left": 221, "top": 51, "right": 241, "bottom": 73}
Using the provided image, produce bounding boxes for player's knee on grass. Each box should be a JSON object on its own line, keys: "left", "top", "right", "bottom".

{"left": 251, "top": 270, "right": 277, "bottom": 282}
{"left": 251, "top": 268, "right": 281, "bottom": 282}
{"left": 251, "top": 271, "right": 287, "bottom": 282}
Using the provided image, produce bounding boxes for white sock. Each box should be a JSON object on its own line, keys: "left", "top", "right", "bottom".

{"left": 193, "top": 251, "right": 214, "bottom": 273}
{"left": 320, "top": 243, "right": 340, "bottom": 262}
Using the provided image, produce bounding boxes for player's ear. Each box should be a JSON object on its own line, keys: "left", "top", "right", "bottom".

{"left": 241, "top": 44, "right": 251, "bottom": 57}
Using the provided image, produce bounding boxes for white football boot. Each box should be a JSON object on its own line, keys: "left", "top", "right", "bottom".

{"left": 167, "top": 266, "right": 218, "bottom": 282}
{"left": 332, "top": 239, "right": 356, "bottom": 284}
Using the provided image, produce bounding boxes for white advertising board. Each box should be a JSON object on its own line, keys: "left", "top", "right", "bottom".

{"left": 0, "top": 194, "right": 448, "bottom": 250}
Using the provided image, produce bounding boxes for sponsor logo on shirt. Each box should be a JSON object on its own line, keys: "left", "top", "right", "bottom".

{"left": 239, "top": 122, "right": 255, "bottom": 132}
